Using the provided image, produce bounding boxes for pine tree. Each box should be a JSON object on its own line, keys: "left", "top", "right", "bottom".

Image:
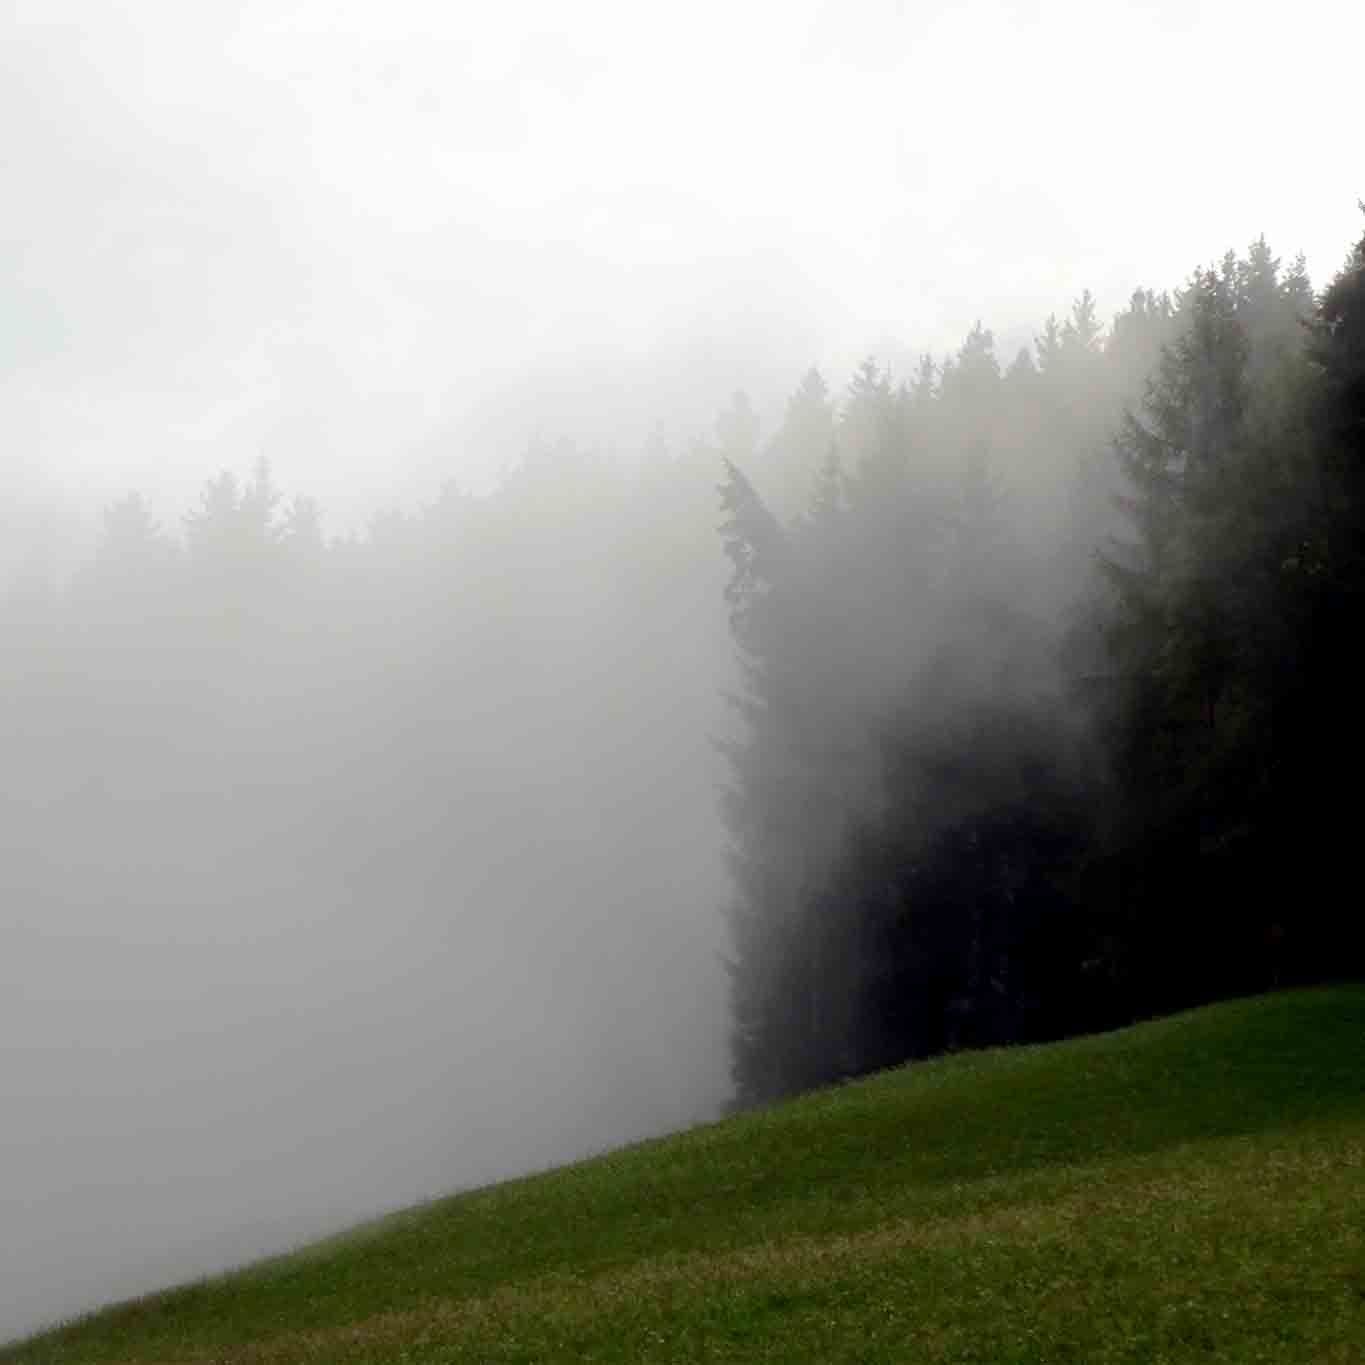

{"left": 1285, "top": 213, "right": 1365, "bottom": 977}
{"left": 939, "top": 321, "right": 1000, "bottom": 419}
{"left": 715, "top": 391, "right": 761, "bottom": 466}
{"left": 1096, "top": 242, "right": 1333, "bottom": 1005}
{"left": 717, "top": 458, "right": 786, "bottom": 631}
{"left": 89, "top": 493, "right": 180, "bottom": 583}
{"left": 839, "top": 358, "right": 910, "bottom": 487}
{"left": 763, "top": 369, "right": 835, "bottom": 516}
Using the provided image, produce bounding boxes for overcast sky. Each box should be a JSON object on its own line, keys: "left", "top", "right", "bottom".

{"left": 3, "top": 0, "right": 1362, "bottom": 527}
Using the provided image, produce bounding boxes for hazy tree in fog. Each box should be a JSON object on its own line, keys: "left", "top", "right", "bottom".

{"left": 759, "top": 367, "right": 836, "bottom": 519}
{"left": 1094, "top": 244, "right": 1322, "bottom": 1005}
{"left": 715, "top": 391, "right": 762, "bottom": 469}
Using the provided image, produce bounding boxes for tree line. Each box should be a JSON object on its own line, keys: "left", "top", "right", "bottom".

{"left": 3, "top": 218, "right": 1361, "bottom": 1115}
{"left": 720, "top": 225, "right": 1364, "bottom": 1106}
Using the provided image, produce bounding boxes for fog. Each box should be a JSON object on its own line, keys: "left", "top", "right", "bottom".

{"left": 3, "top": 0, "right": 1362, "bottom": 1345}
{"left": 1, "top": 452, "right": 736, "bottom": 1339}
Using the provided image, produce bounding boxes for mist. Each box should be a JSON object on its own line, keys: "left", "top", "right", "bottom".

{"left": 4, "top": 0, "right": 1363, "bottom": 1347}
{"left": 1, "top": 452, "right": 737, "bottom": 1339}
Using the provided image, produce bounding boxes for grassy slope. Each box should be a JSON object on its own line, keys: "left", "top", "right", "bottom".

{"left": 6, "top": 987, "right": 1363, "bottom": 1364}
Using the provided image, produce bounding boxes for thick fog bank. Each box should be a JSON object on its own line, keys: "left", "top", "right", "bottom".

{"left": 0, "top": 454, "right": 735, "bottom": 1343}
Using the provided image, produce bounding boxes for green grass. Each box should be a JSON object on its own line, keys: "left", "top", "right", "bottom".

{"left": 7, "top": 986, "right": 1363, "bottom": 1363}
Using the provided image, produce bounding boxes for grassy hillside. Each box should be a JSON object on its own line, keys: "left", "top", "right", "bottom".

{"left": 7, "top": 987, "right": 1363, "bottom": 1364}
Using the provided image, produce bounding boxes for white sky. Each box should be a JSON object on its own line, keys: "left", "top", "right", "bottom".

{"left": 3, "top": 0, "right": 1362, "bottom": 527}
